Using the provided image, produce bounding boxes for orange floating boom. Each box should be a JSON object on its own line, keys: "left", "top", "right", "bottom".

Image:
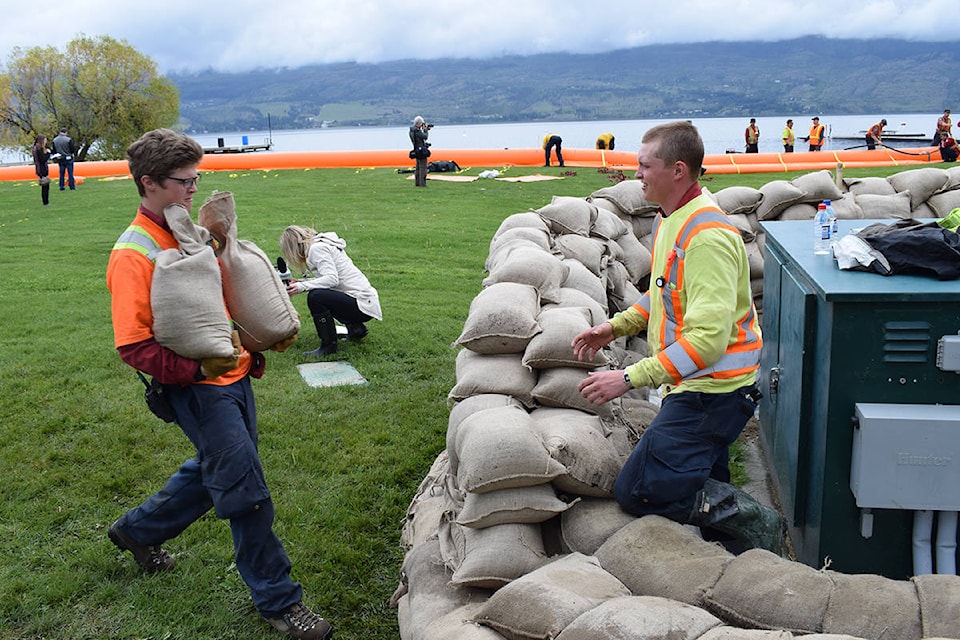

{"left": 0, "top": 146, "right": 942, "bottom": 182}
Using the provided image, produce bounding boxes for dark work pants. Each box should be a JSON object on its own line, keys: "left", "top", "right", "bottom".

{"left": 544, "top": 136, "right": 563, "bottom": 166}
{"left": 115, "top": 377, "right": 301, "bottom": 618}
{"left": 613, "top": 385, "right": 759, "bottom": 522}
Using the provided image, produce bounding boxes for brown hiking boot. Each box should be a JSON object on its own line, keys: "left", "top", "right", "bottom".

{"left": 263, "top": 601, "right": 333, "bottom": 640}
{"left": 108, "top": 520, "right": 174, "bottom": 573}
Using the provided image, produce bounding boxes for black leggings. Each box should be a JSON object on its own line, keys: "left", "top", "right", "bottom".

{"left": 306, "top": 289, "right": 371, "bottom": 325}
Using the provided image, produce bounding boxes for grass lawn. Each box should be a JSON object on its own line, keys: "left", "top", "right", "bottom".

{"left": 0, "top": 160, "right": 925, "bottom": 639}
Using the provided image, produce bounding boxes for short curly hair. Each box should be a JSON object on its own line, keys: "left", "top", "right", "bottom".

{"left": 126, "top": 128, "right": 203, "bottom": 197}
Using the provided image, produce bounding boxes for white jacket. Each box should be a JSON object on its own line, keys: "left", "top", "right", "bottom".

{"left": 294, "top": 233, "right": 382, "bottom": 320}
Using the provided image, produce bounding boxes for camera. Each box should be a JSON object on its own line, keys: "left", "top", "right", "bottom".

{"left": 426, "top": 123, "right": 434, "bottom": 129}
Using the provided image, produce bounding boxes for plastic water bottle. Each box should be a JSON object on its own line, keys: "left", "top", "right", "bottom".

{"left": 824, "top": 199, "right": 839, "bottom": 238}
{"left": 814, "top": 203, "right": 831, "bottom": 254}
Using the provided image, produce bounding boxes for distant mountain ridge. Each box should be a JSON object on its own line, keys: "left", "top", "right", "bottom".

{"left": 171, "top": 37, "right": 960, "bottom": 133}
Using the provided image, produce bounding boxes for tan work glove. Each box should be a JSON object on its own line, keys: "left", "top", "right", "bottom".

{"left": 200, "top": 331, "right": 241, "bottom": 379}
{"left": 269, "top": 333, "right": 298, "bottom": 353}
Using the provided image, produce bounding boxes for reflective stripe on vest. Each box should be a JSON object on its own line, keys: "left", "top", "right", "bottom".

{"left": 112, "top": 225, "right": 164, "bottom": 263}
{"left": 650, "top": 207, "right": 762, "bottom": 383}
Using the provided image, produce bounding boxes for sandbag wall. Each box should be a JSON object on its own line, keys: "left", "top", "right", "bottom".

{"left": 393, "top": 165, "right": 960, "bottom": 640}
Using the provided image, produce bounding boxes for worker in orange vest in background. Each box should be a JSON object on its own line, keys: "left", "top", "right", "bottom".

{"left": 866, "top": 119, "right": 887, "bottom": 150}
{"left": 744, "top": 118, "right": 760, "bottom": 153}
{"left": 803, "top": 117, "right": 826, "bottom": 151}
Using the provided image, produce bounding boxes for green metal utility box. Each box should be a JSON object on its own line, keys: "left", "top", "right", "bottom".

{"left": 758, "top": 219, "right": 960, "bottom": 579}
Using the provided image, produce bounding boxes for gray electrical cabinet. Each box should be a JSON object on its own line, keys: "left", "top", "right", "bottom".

{"left": 758, "top": 219, "right": 960, "bottom": 578}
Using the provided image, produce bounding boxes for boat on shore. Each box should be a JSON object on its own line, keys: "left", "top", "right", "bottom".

{"left": 0, "top": 145, "right": 944, "bottom": 182}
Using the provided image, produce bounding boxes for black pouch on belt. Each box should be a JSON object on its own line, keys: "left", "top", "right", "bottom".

{"left": 136, "top": 371, "right": 177, "bottom": 423}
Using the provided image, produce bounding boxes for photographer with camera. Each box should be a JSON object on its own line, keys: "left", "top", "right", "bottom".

{"left": 409, "top": 115, "right": 432, "bottom": 187}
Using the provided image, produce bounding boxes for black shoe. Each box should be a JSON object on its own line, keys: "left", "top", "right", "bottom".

{"left": 263, "top": 602, "right": 333, "bottom": 640}
{"left": 108, "top": 520, "right": 174, "bottom": 573}
{"left": 345, "top": 324, "right": 368, "bottom": 341}
{"left": 303, "top": 344, "right": 338, "bottom": 358}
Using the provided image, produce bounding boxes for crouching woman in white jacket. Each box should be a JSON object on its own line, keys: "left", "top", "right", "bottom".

{"left": 280, "top": 225, "right": 382, "bottom": 358}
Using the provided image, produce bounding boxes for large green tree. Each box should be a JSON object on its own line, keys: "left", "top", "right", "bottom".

{"left": 0, "top": 35, "right": 178, "bottom": 161}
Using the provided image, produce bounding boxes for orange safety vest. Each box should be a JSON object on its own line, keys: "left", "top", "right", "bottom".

{"left": 106, "top": 209, "right": 250, "bottom": 385}
{"left": 745, "top": 125, "right": 759, "bottom": 145}
{"left": 809, "top": 124, "right": 825, "bottom": 145}
{"left": 632, "top": 206, "right": 762, "bottom": 384}
{"left": 869, "top": 122, "right": 884, "bottom": 139}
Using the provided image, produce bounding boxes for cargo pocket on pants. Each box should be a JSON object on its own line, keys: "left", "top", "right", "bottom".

{"left": 202, "top": 442, "right": 271, "bottom": 519}
{"left": 631, "top": 427, "right": 713, "bottom": 507}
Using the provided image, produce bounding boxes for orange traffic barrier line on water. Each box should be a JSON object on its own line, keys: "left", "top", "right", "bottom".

{"left": 0, "top": 146, "right": 942, "bottom": 182}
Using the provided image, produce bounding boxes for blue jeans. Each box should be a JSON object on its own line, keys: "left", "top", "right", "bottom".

{"left": 614, "top": 385, "right": 758, "bottom": 522}
{"left": 58, "top": 159, "right": 75, "bottom": 190}
{"left": 114, "top": 376, "right": 301, "bottom": 617}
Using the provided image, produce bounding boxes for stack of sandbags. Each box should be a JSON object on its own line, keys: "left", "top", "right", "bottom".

{"left": 396, "top": 170, "right": 960, "bottom": 640}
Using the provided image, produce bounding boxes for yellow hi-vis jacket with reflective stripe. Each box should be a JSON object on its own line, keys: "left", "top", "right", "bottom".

{"left": 611, "top": 194, "right": 761, "bottom": 396}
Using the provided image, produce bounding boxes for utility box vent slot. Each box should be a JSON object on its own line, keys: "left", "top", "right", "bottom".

{"left": 882, "top": 321, "right": 931, "bottom": 364}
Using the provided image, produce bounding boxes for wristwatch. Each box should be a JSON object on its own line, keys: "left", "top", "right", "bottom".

{"left": 623, "top": 371, "right": 631, "bottom": 387}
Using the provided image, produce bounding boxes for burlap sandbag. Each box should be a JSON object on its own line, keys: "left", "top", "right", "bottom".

{"left": 927, "top": 188, "right": 960, "bottom": 218}
{"left": 482, "top": 245, "right": 568, "bottom": 305}
{"left": 595, "top": 515, "right": 732, "bottom": 606}
{"left": 589, "top": 181, "right": 659, "bottom": 216}
{"left": 454, "top": 282, "right": 542, "bottom": 355}
{"left": 401, "top": 450, "right": 451, "bottom": 549}
{"left": 473, "top": 552, "right": 631, "bottom": 640}
{"left": 151, "top": 204, "right": 234, "bottom": 359}
{"left": 614, "top": 230, "right": 651, "bottom": 284}
{"left": 703, "top": 548, "right": 832, "bottom": 634}
{"left": 778, "top": 202, "right": 817, "bottom": 221}
{"left": 541, "top": 287, "right": 609, "bottom": 327}
{"left": 443, "top": 520, "right": 549, "bottom": 589}
{"left": 529, "top": 406, "right": 622, "bottom": 498}
{"left": 454, "top": 405, "right": 567, "bottom": 494}
{"left": 537, "top": 196, "right": 597, "bottom": 236}
{"left": 553, "top": 235, "right": 608, "bottom": 277}
{"left": 590, "top": 208, "right": 629, "bottom": 240}
{"left": 745, "top": 240, "right": 764, "bottom": 280}
{"left": 456, "top": 484, "right": 576, "bottom": 529}
{"left": 559, "top": 497, "right": 634, "bottom": 555}
{"left": 553, "top": 595, "right": 722, "bottom": 640}
{"left": 791, "top": 169, "right": 845, "bottom": 203}
{"left": 725, "top": 212, "right": 760, "bottom": 243}
{"left": 448, "top": 395, "right": 526, "bottom": 475}
{"left": 697, "top": 628, "right": 793, "bottom": 639}
{"left": 853, "top": 191, "right": 912, "bottom": 219}
{"left": 495, "top": 211, "right": 552, "bottom": 236}
{"left": 843, "top": 176, "right": 896, "bottom": 196}
{"left": 423, "top": 603, "right": 508, "bottom": 640}
{"left": 713, "top": 186, "right": 764, "bottom": 216}
{"left": 522, "top": 307, "right": 603, "bottom": 370}
{"left": 821, "top": 570, "right": 921, "bottom": 640}
{"left": 757, "top": 180, "right": 805, "bottom": 221}
{"left": 489, "top": 226, "right": 553, "bottom": 255}
{"left": 448, "top": 350, "right": 538, "bottom": 408}
{"left": 561, "top": 258, "right": 608, "bottom": 308}
{"left": 197, "top": 191, "right": 300, "bottom": 352}
{"left": 395, "top": 538, "right": 490, "bottom": 640}
{"left": 912, "top": 573, "right": 960, "bottom": 639}
{"left": 887, "top": 167, "right": 948, "bottom": 210}
{"left": 531, "top": 366, "right": 618, "bottom": 419}
{"left": 606, "top": 261, "right": 643, "bottom": 313}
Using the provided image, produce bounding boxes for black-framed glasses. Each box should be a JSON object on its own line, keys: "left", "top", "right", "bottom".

{"left": 163, "top": 174, "right": 202, "bottom": 189}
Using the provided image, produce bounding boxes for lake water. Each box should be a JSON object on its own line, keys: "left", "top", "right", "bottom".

{"left": 190, "top": 113, "right": 940, "bottom": 157}
{"left": 2, "top": 113, "right": 941, "bottom": 165}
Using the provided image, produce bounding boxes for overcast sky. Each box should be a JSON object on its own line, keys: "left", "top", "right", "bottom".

{"left": 3, "top": 0, "right": 953, "bottom": 74}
